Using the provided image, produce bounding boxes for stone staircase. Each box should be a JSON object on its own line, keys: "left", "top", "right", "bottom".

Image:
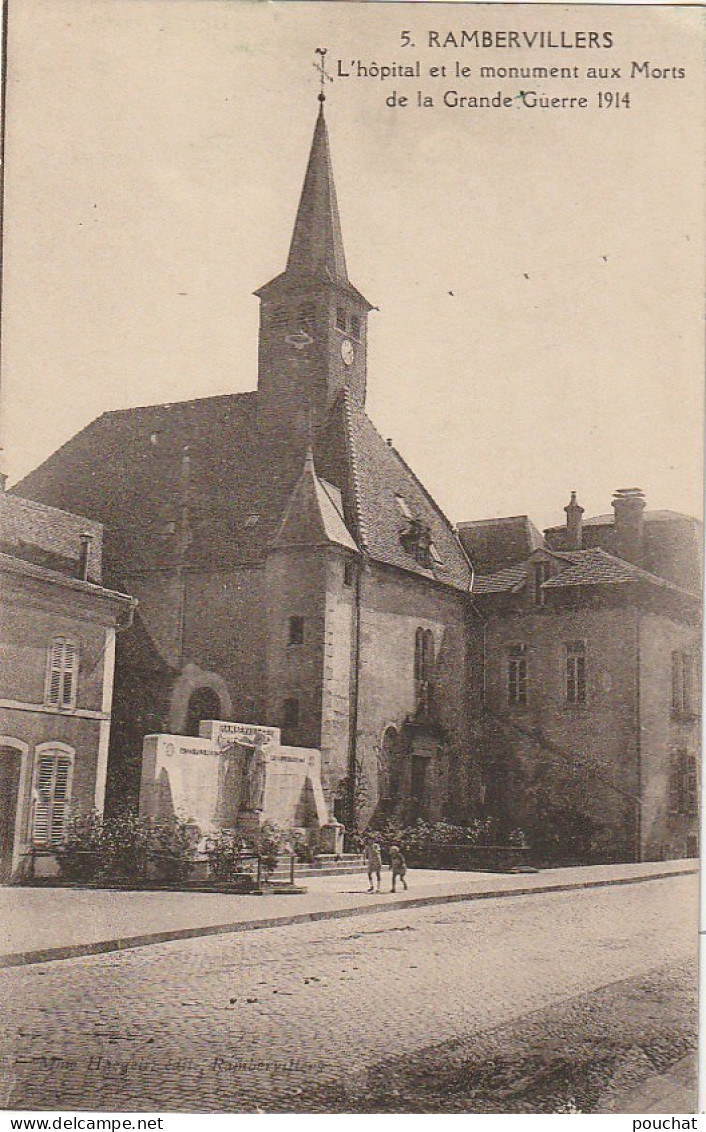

{"left": 269, "top": 853, "right": 366, "bottom": 882}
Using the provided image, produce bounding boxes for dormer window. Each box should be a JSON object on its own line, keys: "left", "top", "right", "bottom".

{"left": 395, "top": 494, "right": 413, "bottom": 519}
{"left": 336, "top": 306, "right": 347, "bottom": 332}
{"left": 401, "top": 518, "right": 433, "bottom": 568}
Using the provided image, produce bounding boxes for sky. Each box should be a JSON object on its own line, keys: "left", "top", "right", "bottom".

{"left": 0, "top": 0, "right": 703, "bottom": 532}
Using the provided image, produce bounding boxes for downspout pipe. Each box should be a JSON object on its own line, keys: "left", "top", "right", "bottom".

{"left": 347, "top": 555, "right": 363, "bottom": 831}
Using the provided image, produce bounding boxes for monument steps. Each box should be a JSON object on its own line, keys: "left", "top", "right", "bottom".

{"left": 270, "top": 854, "right": 366, "bottom": 881}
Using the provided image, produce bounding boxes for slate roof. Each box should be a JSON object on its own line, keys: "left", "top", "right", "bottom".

{"left": 338, "top": 389, "right": 472, "bottom": 589}
{"left": 0, "top": 492, "right": 103, "bottom": 581}
{"left": 255, "top": 104, "right": 372, "bottom": 309}
{"left": 457, "top": 515, "right": 545, "bottom": 574}
{"left": 13, "top": 387, "right": 472, "bottom": 591}
{"left": 473, "top": 547, "right": 696, "bottom": 600}
{"left": 11, "top": 392, "right": 266, "bottom": 577}
{"left": 541, "top": 547, "right": 696, "bottom": 596}
{"left": 472, "top": 563, "right": 530, "bottom": 595}
{"left": 272, "top": 449, "right": 358, "bottom": 553}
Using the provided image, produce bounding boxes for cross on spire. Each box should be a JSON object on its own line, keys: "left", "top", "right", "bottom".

{"left": 313, "top": 47, "right": 333, "bottom": 103}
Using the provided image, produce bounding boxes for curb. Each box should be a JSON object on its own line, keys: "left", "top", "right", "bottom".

{"left": 0, "top": 865, "right": 696, "bottom": 970}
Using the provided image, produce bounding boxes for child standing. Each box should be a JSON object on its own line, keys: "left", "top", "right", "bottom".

{"left": 389, "top": 844, "right": 408, "bottom": 892}
{"left": 363, "top": 840, "right": 382, "bottom": 892}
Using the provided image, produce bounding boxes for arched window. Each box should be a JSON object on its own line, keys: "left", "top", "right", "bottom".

{"left": 31, "top": 746, "right": 74, "bottom": 846}
{"left": 414, "top": 628, "right": 424, "bottom": 683}
{"left": 185, "top": 687, "right": 222, "bottom": 738}
{"left": 422, "top": 629, "right": 435, "bottom": 683}
{"left": 414, "top": 628, "right": 435, "bottom": 685}
{"left": 45, "top": 637, "right": 78, "bottom": 710}
{"left": 381, "top": 726, "right": 400, "bottom": 803}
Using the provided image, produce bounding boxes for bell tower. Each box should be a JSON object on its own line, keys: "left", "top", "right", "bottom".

{"left": 255, "top": 78, "right": 373, "bottom": 449}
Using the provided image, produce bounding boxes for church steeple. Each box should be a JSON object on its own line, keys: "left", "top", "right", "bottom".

{"left": 255, "top": 90, "right": 373, "bottom": 446}
{"left": 286, "top": 103, "right": 348, "bottom": 285}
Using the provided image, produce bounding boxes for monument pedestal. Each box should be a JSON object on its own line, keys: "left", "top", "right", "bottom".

{"left": 319, "top": 821, "right": 345, "bottom": 856}
{"left": 237, "top": 810, "right": 264, "bottom": 837}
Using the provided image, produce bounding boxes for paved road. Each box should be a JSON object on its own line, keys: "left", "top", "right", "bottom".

{"left": 0, "top": 874, "right": 697, "bottom": 1112}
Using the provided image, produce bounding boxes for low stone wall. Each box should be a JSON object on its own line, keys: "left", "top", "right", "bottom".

{"left": 404, "top": 845, "right": 532, "bottom": 872}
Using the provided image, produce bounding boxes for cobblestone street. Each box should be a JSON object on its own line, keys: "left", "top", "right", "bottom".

{"left": 0, "top": 874, "right": 697, "bottom": 1112}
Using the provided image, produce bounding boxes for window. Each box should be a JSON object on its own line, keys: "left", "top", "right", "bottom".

{"left": 508, "top": 644, "right": 528, "bottom": 705}
{"left": 288, "top": 616, "right": 304, "bottom": 645}
{"left": 401, "top": 518, "right": 433, "bottom": 567}
{"left": 271, "top": 306, "right": 288, "bottom": 329}
{"left": 283, "top": 698, "right": 299, "bottom": 728}
{"left": 669, "top": 749, "right": 698, "bottom": 815}
{"left": 566, "top": 641, "right": 587, "bottom": 704}
{"left": 395, "top": 494, "right": 413, "bottom": 519}
{"left": 414, "top": 628, "right": 435, "bottom": 685}
{"left": 350, "top": 314, "right": 361, "bottom": 339}
{"left": 31, "top": 749, "right": 73, "bottom": 846}
{"left": 429, "top": 542, "right": 443, "bottom": 566}
{"left": 672, "top": 651, "right": 695, "bottom": 715}
{"left": 45, "top": 638, "right": 78, "bottom": 710}
{"left": 534, "top": 561, "right": 550, "bottom": 607}
{"left": 336, "top": 306, "right": 347, "bottom": 332}
{"left": 343, "top": 561, "right": 355, "bottom": 587}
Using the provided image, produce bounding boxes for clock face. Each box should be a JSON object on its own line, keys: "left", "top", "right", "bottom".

{"left": 341, "top": 339, "right": 355, "bottom": 366}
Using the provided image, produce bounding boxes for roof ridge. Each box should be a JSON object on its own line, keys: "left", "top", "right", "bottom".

{"left": 102, "top": 390, "right": 257, "bottom": 417}
{"left": 1, "top": 492, "right": 101, "bottom": 529}
{"left": 340, "top": 387, "right": 370, "bottom": 553}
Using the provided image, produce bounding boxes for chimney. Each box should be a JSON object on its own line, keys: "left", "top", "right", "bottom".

{"left": 564, "top": 491, "right": 584, "bottom": 550}
{"left": 612, "top": 488, "right": 646, "bottom": 565}
{"left": 78, "top": 532, "right": 93, "bottom": 581}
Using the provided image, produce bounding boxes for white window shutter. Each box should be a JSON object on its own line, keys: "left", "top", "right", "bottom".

{"left": 61, "top": 641, "right": 76, "bottom": 708}
{"left": 32, "top": 756, "right": 55, "bottom": 844}
{"left": 50, "top": 758, "right": 71, "bottom": 843}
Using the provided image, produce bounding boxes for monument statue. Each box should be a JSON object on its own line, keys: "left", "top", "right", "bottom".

{"left": 245, "top": 740, "right": 268, "bottom": 811}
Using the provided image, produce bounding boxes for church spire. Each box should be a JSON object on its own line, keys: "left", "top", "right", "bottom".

{"left": 285, "top": 101, "right": 348, "bottom": 285}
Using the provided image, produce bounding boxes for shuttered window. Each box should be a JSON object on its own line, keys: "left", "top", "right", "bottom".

{"left": 45, "top": 638, "right": 78, "bottom": 709}
{"left": 32, "top": 751, "right": 73, "bottom": 845}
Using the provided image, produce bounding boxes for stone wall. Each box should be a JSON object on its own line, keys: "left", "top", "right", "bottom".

{"left": 638, "top": 612, "right": 701, "bottom": 859}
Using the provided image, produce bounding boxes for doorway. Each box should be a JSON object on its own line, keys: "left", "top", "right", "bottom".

{"left": 185, "top": 687, "right": 222, "bottom": 737}
{"left": 0, "top": 747, "right": 22, "bottom": 883}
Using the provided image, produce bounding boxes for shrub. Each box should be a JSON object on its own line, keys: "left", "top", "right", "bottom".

{"left": 54, "top": 810, "right": 196, "bottom": 884}
{"left": 204, "top": 829, "right": 249, "bottom": 880}
{"left": 247, "top": 820, "right": 284, "bottom": 878}
{"left": 55, "top": 811, "right": 104, "bottom": 881}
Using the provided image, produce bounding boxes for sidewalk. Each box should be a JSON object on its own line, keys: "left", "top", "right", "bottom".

{"left": 0, "top": 858, "right": 696, "bottom": 968}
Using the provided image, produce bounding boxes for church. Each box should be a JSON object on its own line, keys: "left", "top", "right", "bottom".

{"left": 12, "top": 94, "right": 701, "bottom": 862}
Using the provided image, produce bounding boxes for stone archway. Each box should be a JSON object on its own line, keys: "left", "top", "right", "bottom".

{"left": 169, "top": 663, "right": 232, "bottom": 735}
{"left": 185, "top": 687, "right": 223, "bottom": 738}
